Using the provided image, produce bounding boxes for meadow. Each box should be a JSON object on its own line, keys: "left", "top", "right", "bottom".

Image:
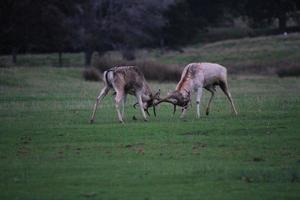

{"left": 0, "top": 65, "right": 299, "bottom": 199}
{"left": 1, "top": 33, "right": 300, "bottom": 199}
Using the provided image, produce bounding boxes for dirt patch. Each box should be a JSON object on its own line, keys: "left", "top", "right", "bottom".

{"left": 17, "top": 135, "right": 32, "bottom": 156}
{"left": 17, "top": 146, "right": 29, "bottom": 155}
{"left": 75, "top": 147, "right": 81, "bottom": 155}
{"left": 192, "top": 142, "right": 207, "bottom": 155}
{"left": 193, "top": 142, "right": 207, "bottom": 149}
{"left": 124, "top": 143, "right": 144, "bottom": 148}
{"left": 241, "top": 176, "right": 254, "bottom": 183}
{"left": 180, "top": 131, "right": 208, "bottom": 136}
{"left": 124, "top": 143, "right": 145, "bottom": 155}
{"left": 20, "top": 135, "right": 32, "bottom": 144}
{"left": 81, "top": 192, "right": 97, "bottom": 198}
{"left": 253, "top": 157, "right": 265, "bottom": 162}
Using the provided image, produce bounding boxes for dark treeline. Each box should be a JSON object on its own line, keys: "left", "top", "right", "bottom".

{"left": 1, "top": 0, "right": 300, "bottom": 66}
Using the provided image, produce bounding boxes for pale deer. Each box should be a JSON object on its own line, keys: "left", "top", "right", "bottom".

{"left": 90, "top": 66, "right": 160, "bottom": 123}
{"left": 155, "top": 63, "right": 238, "bottom": 118}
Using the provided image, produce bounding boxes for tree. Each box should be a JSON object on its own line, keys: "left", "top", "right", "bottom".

{"left": 163, "top": 0, "right": 226, "bottom": 47}
{"left": 75, "top": 0, "right": 173, "bottom": 65}
{"left": 242, "top": 0, "right": 300, "bottom": 30}
{"left": 0, "top": 0, "right": 80, "bottom": 65}
{"left": 0, "top": 0, "right": 32, "bottom": 63}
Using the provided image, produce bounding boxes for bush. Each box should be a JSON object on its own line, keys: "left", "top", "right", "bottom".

{"left": 0, "top": 61, "right": 9, "bottom": 68}
{"left": 91, "top": 52, "right": 126, "bottom": 72}
{"left": 277, "top": 67, "right": 300, "bottom": 77}
{"left": 135, "top": 60, "right": 181, "bottom": 82}
{"left": 0, "top": 58, "right": 11, "bottom": 68}
{"left": 82, "top": 67, "right": 102, "bottom": 81}
{"left": 89, "top": 51, "right": 181, "bottom": 82}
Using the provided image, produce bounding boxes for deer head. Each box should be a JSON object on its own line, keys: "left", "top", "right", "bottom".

{"left": 133, "top": 89, "right": 161, "bottom": 116}
{"left": 154, "top": 90, "right": 191, "bottom": 115}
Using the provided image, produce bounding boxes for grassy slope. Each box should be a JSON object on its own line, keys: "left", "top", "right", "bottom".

{"left": 157, "top": 33, "right": 300, "bottom": 74}
{"left": 0, "top": 67, "right": 299, "bottom": 199}
{"left": 1, "top": 33, "right": 300, "bottom": 75}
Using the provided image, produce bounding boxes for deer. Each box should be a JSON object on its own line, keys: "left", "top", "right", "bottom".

{"left": 155, "top": 63, "right": 238, "bottom": 118}
{"left": 90, "top": 66, "right": 160, "bottom": 123}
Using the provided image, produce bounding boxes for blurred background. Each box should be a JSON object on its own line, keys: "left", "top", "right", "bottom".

{"left": 1, "top": 0, "right": 300, "bottom": 79}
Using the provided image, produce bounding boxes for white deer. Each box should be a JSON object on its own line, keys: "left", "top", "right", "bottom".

{"left": 90, "top": 66, "right": 160, "bottom": 123}
{"left": 156, "top": 63, "right": 238, "bottom": 118}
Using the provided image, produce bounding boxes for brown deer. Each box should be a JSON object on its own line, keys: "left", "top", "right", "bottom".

{"left": 155, "top": 63, "right": 238, "bottom": 118}
{"left": 90, "top": 66, "right": 160, "bottom": 123}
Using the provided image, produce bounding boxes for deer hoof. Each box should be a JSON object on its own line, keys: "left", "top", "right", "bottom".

{"left": 90, "top": 119, "right": 94, "bottom": 124}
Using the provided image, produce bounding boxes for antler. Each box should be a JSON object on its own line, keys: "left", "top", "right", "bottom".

{"left": 154, "top": 95, "right": 177, "bottom": 115}
{"left": 133, "top": 102, "right": 156, "bottom": 117}
{"left": 154, "top": 93, "right": 174, "bottom": 105}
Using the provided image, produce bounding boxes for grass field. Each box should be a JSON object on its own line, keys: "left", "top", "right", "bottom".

{"left": 0, "top": 66, "right": 299, "bottom": 199}
{"left": 157, "top": 33, "right": 300, "bottom": 74}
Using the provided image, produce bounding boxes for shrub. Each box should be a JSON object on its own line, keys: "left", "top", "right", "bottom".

{"left": 277, "top": 66, "right": 300, "bottom": 77}
{"left": 135, "top": 60, "right": 181, "bottom": 82}
{"left": 89, "top": 51, "right": 181, "bottom": 82}
{"left": 91, "top": 52, "right": 131, "bottom": 72}
{"left": 0, "top": 60, "right": 10, "bottom": 68}
{"left": 82, "top": 67, "right": 102, "bottom": 81}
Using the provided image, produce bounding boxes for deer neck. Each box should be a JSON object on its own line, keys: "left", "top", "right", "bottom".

{"left": 142, "top": 83, "right": 152, "bottom": 101}
{"left": 176, "top": 76, "right": 193, "bottom": 98}
{"left": 177, "top": 84, "right": 191, "bottom": 99}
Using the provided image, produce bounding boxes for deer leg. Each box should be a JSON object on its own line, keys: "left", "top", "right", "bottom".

{"left": 90, "top": 86, "right": 110, "bottom": 123}
{"left": 196, "top": 87, "right": 203, "bottom": 118}
{"left": 136, "top": 93, "right": 147, "bottom": 121}
{"left": 180, "top": 106, "right": 188, "bottom": 118}
{"left": 121, "top": 94, "right": 127, "bottom": 118}
{"left": 219, "top": 81, "right": 238, "bottom": 115}
{"left": 115, "top": 91, "right": 125, "bottom": 123}
{"left": 205, "top": 87, "right": 215, "bottom": 116}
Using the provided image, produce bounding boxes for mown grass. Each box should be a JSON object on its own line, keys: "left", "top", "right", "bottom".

{"left": 0, "top": 67, "right": 299, "bottom": 200}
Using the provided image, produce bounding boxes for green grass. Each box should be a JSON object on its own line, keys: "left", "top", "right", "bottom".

{"left": 157, "top": 33, "right": 300, "bottom": 74}
{"left": 0, "top": 52, "right": 84, "bottom": 67}
{"left": 0, "top": 67, "right": 299, "bottom": 199}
